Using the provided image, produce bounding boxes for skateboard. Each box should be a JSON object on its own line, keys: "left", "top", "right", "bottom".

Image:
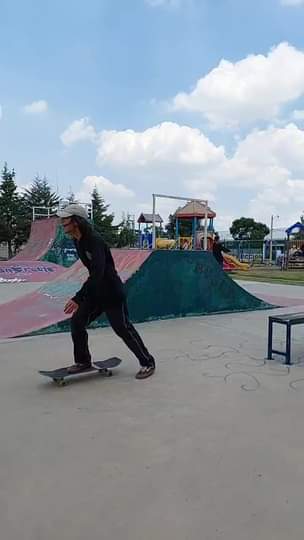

{"left": 39, "top": 357, "right": 122, "bottom": 386}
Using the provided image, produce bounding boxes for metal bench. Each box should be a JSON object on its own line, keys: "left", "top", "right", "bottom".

{"left": 267, "top": 313, "right": 304, "bottom": 365}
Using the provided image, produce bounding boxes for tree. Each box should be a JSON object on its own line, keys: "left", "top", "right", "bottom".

{"left": 165, "top": 214, "right": 176, "bottom": 239}
{"left": 23, "top": 175, "right": 60, "bottom": 218}
{"left": 91, "top": 187, "right": 117, "bottom": 246}
{"left": 116, "top": 213, "right": 137, "bottom": 247}
{"left": 230, "top": 217, "right": 269, "bottom": 241}
{"left": 0, "top": 163, "right": 30, "bottom": 257}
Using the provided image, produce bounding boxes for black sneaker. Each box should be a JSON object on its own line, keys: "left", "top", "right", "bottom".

{"left": 135, "top": 363, "right": 156, "bottom": 380}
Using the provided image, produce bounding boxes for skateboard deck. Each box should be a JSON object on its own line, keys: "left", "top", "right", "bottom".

{"left": 39, "top": 357, "right": 122, "bottom": 385}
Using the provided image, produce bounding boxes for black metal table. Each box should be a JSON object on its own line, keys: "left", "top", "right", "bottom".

{"left": 267, "top": 313, "right": 304, "bottom": 365}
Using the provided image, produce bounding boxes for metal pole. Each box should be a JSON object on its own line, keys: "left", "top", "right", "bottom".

{"left": 152, "top": 194, "right": 156, "bottom": 249}
{"left": 269, "top": 215, "right": 273, "bottom": 264}
{"left": 153, "top": 193, "right": 207, "bottom": 205}
{"left": 192, "top": 217, "right": 196, "bottom": 250}
{"left": 204, "top": 204, "right": 208, "bottom": 250}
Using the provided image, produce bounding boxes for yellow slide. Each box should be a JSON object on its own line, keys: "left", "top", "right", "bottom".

{"left": 224, "top": 253, "right": 249, "bottom": 271}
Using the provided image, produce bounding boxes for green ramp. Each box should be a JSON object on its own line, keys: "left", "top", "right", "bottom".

{"left": 125, "top": 250, "right": 271, "bottom": 322}
{"left": 30, "top": 250, "right": 272, "bottom": 336}
{"left": 42, "top": 224, "right": 78, "bottom": 267}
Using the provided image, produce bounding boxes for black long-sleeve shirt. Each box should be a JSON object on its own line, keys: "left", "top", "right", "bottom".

{"left": 72, "top": 231, "right": 125, "bottom": 307}
{"left": 212, "top": 241, "right": 230, "bottom": 265}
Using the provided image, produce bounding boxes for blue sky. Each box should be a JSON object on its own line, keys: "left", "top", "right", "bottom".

{"left": 1, "top": 0, "right": 304, "bottom": 229}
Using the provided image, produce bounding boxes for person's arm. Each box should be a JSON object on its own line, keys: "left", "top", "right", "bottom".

{"left": 72, "top": 238, "right": 106, "bottom": 305}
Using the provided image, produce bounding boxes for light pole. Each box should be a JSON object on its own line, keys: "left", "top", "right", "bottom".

{"left": 269, "top": 214, "right": 279, "bottom": 264}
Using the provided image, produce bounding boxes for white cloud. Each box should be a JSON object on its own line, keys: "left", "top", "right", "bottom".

{"left": 216, "top": 123, "right": 304, "bottom": 225}
{"left": 171, "top": 42, "right": 304, "bottom": 129}
{"left": 60, "top": 117, "right": 97, "bottom": 147}
{"left": 80, "top": 175, "right": 135, "bottom": 199}
{"left": 248, "top": 179, "right": 304, "bottom": 227}
{"left": 96, "top": 121, "right": 225, "bottom": 168}
{"left": 23, "top": 100, "right": 48, "bottom": 114}
{"left": 230, "top": 123, "right": 304, "bottom": 182}
{"left": 281, "top": 0, "right": 304, "bottom": 5}
{"left": 61, "top": 115, "right": 304, "bottom": 228}
{"left": 74, "top": 176, "right": 135, "bottom": 224}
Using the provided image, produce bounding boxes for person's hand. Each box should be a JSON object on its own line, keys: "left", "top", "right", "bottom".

{"left": 64, "top": 299, "right": 79, "bottom": 315}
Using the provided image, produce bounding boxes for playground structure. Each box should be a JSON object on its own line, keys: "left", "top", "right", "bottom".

{"left": 151, "top": 193, "right": 210, "bottom": 250}
{"left": 137, "top": 197, "right": 214, "bottom": 252}
{"left": 138, "top": 213, "right": 163, "bottom": 249}
{"left": 137, "top": 194, "right": 214, "bottom": 251}
{"left": 284, "top": 222, "right": 304, "bottom": 270}
{"left": 141, "top": 193, "right": 248, "bottom": 271}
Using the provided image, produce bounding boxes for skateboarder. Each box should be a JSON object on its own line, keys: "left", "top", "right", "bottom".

{"left": 57, "top": 204, "right": 156, "bottom": 379}
{"left": 212, "top": 233, "right": 230, "bottom": 268}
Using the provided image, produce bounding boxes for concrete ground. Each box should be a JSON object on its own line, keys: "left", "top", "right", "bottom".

{"left": 1, "top": 282, "right": 304, "bottom": 539}
{"left": 237, "top": 279, "right": 304, "bottom": 307}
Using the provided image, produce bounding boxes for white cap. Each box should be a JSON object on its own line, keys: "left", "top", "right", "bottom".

{"left": 57, "top": 204, "right": 88, "bottom": 220}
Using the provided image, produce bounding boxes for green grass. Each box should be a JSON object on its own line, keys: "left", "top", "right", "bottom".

{"left": 229, "top": 268, "right": 304, "bottom": 286}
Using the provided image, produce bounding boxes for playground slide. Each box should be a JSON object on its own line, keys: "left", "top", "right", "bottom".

{"left": 224, "top": 254, "right": 249, "bottom": 271}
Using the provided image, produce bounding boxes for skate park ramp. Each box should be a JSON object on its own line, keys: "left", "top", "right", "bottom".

{"left": 0, "top": 250, "right": 272, "bottom": 339}
{"left": 12, "top": 216, "right": 59, "bottom": 261}
{"left": 0, "top": 260, "right": 66, "bottom": 283}
{"left": 0, "top": 217, "right": 74, "bottom": 283}
{"left": 42, "top": 221, "right": 79, "bottom": 267}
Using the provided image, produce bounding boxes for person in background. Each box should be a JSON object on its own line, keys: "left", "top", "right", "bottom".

{"left": 212, "top": 233, "right": 230, "bottom": 269}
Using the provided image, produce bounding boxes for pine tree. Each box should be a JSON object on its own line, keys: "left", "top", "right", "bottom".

{"left": 0, "top": 163, "right": 30, "bottom": 257}
{"left": 23, "top": 175, "right": 60, "bottom": 218}
{"left": 91, "top": 187, "right": 117, "bottom": 246}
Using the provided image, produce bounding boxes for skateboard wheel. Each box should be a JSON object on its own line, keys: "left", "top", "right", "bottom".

{"left": 107, "top": 370, "right": 113, "bottom": 377}
{"left": 54, "top": 378, "right": 65, "bottom": 386}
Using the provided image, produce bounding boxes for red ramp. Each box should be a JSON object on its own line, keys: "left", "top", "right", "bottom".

{"left": 12, "top": 217, "right": 58, "bottom": 261}
{"left": 0, "top": 250, "right": 151, "bottom": 338}
{"left": 0, "top": 217, "right": 64, "bottom": 283}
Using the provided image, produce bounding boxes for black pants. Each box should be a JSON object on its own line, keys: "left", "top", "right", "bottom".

{"left": 71, "top": 300, "right": 155, "bottom": 368}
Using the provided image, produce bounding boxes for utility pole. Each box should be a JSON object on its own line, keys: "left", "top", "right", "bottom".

{"left": 269, "top": 215, "right": 279, "bottom": 264}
